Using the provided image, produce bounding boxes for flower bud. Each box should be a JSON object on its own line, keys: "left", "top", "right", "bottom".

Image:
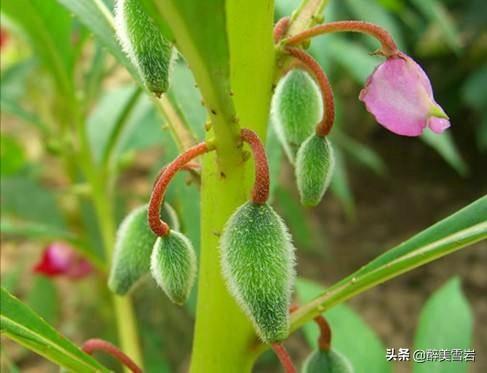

{"left": 272, "top": 69, "right": 323, "bottom": 161}
{"left": 220, "top": 202, "right": 296, "bottom": 343}
{"left": 150, "top": 230, "right": 197, "bottom": 305}
{"left": 115, "top": 0, "right": 173, "bottom": 96}
{"left": 359, "top": 54, "right": 450, "bottom": 136}
{"left": 108, "top": 204, "right": 178, "bottom": 295}
{"left": 303, "top": 349, "right": 354, "bottom": 373}
{"left": 295, "top": 135, "right": 335, "bottom": 207}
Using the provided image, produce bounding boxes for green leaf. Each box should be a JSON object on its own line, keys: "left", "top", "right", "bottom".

{"left": 86, "top": 84, "right": 145, "bottom": 163}
{"left": 332, "top": 131, "right": 387, "bottom": 176}
{"left": 330, "top": 148, "right": 356, "bottom": 219}
{"left": 420, "top": 131, "right": 468, "bottom": 176}
{"left": 344, "top": 0, "right": 405, "bottom": 51}
{"left": 266, "top": 125, "right": 284, "bottom": 202}
{"left": 410, "top": 0, "right": 462, "bottom": 54}
{"left": 296, "top": 279, "right": 391, "bottom": 373}
{"left": 275, "top": 186, "right": 315, "bottom": 251}
{"left": 57, "top": 0, "right": 139, "bottom": 79}
{"left": 0, "top": 177, "right": 65, "bottom": 228}
{"left": 26, "top": 277, "right": 59, "bottom": 326}
{"left": 291, "top": 196, "right": 487, "bottom": 330}
{"left": 2, "top": 0, "right": 74, "bottom": 94}
{"left": 0, "top": 136, "right": 26, "bottom": 176}
{"left": 0, "top": 287, "right": 109, "bottom": 372}
{"left": 413, "top": 277, "right": 473, "bottom": 373}
{"left": 167, "top": 60, "right": 206, "bottom": 140}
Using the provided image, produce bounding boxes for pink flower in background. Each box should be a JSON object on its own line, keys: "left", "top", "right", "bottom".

{"left": 34, "top": 243, "right": 92, "bottom": 280}
{"left": 359, "top": 54, "right": 450, "bottom": 137}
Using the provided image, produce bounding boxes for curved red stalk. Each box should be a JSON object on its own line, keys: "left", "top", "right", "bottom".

{"left": 284, "top": 20, "right": 398, "bottom": 57}
{"left": 240, "top": 129, "right": 270, "bottom": 204}
{"left": 285, "top": 47, "right": 335, "bottom": 137}
{"left": 148, "top": 142, "right": 211, "bottom": 236}
{"left": 82, "top": 338, "right": 142, "bottom": 373}
{"left": 152, "top": 162, "right": 200, "bottom": 188}
{"left": 314, "top": 315, "right": 332, "bottom": 351}
{"left": 273, "top": 16, "right": 290, "bottom": 43}
{"left": 272, "top": 343, "right": 296, "bottom": 373}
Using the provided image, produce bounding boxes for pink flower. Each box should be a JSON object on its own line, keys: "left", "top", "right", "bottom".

{"left": 359, "top": 54, "right": 450, "bottom": 136}
{"left": 34, "top": 243, "right": 92, "bottom": 280}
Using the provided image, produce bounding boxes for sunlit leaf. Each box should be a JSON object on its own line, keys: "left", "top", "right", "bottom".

{"left": 413, "top": 277, "right": 473, "bottom": 373}
{"left": 0, "top": 287, "right": 109, "bottom": 372}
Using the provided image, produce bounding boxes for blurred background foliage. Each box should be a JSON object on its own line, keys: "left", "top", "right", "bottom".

{"left": 0, "top": 0, "right": 485, "bottom": 372}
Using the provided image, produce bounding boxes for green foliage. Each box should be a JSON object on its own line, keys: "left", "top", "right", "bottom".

{"left": 1, "top": 0, "right": 75, "bottom": 95}
{"left": 413, "top": 277, "right": 473, "bottom": 373}
{"left": 57, "top": 0, "right": 138, "bottom": 78}
{"left": 296, "top": 279, "right": 390, "bottom": 373}
{"left": 0, "top": 287, "right": 109, "bottom": 372}
{"left": 115, "top": 0, "right": 173, "bottom": 96}
{"left": 26, "top": 277, "right": 59, "bottom": 326}
{"left": 151, "top": 230, "right": 197, "bottom": 305}
{"left": 303, "top": 349, "right": 354, "bottom": 373}
{"left": 292, "top": 196, "right": 486, "bottom": 329}
{"left": 296, "top": 135, "right": 335, "bottom": 206}
{"left": 0, "top": 136, "right": 26, "bottom": 176}
{"left": 272, "top": 69, "right": 323, "bottom": 160}
{"left": 220, "top": 202, "right": 296, "bottom": 343}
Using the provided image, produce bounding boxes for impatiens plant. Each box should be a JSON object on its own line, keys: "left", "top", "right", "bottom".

{"left": 1, "top": 0, "right": 485, "bottom": 372}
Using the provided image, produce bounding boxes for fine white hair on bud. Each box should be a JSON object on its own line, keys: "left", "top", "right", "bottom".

{"left": 220, "top": 202, "right": 296, "bottom": 343}
{"left": 295, "top": 135, "right": 335, "bottom": 207}
{"left": 108, "top": 204, "right": 179, "bottom": 295}
{"left": 114, "top": 0, "right": 173, "bottom": 96}
{"left": 303, "top": 349, "right": 355, "bottom": 373}
{"left": 150, "top": 230, "right": 197, "bottom": 305}
{"left": 271, "top": 68, "right": 323, "bottom": 162}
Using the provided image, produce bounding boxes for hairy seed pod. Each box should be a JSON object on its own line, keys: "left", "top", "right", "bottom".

{"left": 295, "top": 135, "right": 335, "bottom": 207}
{"left": 108, "top": 204, "right": 179, "bottom": 295}
{"left": 150, "top": 230, "right": 197, "bottom": 305}
{"left": 303, "top": 349, "right": 354, "bottom": 373}
{"left": 272, "top": 68, "right": 323, "bottom": 161}
{"left": 115, "top": 0, "right": 173, "bottom": 96}
{"left": 220, "top": 202, "right": 296, "bottom": 343}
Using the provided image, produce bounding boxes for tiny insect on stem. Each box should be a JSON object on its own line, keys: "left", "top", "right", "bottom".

{"left": 314, "top": 315, "right": 332, "bottom": 351}
{"left": 82, "top": 338, "right": 142, "bottom": 373}
{"left": 240, "top": 129, "right": 270, "bottom": 204}
{"left": 148, "top": 142, "right": 213, "bottom": 236}
{"left": 283, "top": 20, "right": 399, "bottom": 57}
{"left": 272, "top": 343, "right": 296, "bottom": 373}
{"left": 285, "top": 47, "right": 335, "bottom": 137}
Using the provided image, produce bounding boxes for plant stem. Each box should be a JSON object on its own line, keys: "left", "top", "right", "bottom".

{"left": 284, "top": 21, "right": 398, "bottom": 57}
{"left": 72, "top": 101, "right": 143, "bottom": 368}
{"left": 82, "top": 338, "right": 142, "bottom": 373}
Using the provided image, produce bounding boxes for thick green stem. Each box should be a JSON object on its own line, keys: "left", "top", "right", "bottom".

{"left": 189, "top": 2, "right": 275, "bottom": 371}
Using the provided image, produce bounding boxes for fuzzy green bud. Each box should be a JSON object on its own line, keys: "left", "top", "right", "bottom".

{"left": 295, "top": 135, "right": 335, "bottom": 207}
{"left": 115, "top": 0, "right": 173, "bottom": 96}
{"left": 108, "top": 204, "right": 178, "bottom": 295}
{"left": 303, "top": 349, "right": 354, "bottom": 373}
{"left": 150, "top": 230, "right": 197, "bottom": 305}
{"left": 220, "top": 202, "right": 296, "bottom": 343}
{"left": 272, "top": 68, "right": 323, "bottom": 161}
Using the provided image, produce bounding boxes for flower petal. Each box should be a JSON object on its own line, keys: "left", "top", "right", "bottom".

{"left": 359, "top": 55, "right": 446, "bottom": 137}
